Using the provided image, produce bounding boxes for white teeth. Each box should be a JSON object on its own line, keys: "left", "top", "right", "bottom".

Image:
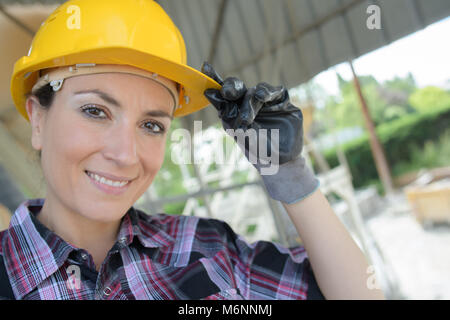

{"left": 86, "top": 171, "right": 129, "bottom": 187}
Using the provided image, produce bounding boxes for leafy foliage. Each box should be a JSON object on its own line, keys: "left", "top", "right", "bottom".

{"left": 393, "top": 129, "right": 450, "bottom": 176}
{"left": 320, "top": 103, "right": 450, "bottom": 194}
{"left": 409, "top": 86, "right": 450, "bottom": 113}
{"left": 319, "top": 73, "right": 419, "bottom": 130}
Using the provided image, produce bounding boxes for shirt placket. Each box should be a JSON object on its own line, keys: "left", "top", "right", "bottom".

{"left": 95, "top": 237, "right": 128, "bottom": 300}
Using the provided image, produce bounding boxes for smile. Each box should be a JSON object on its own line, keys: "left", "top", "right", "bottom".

{"left": 85, "top": 170, "right": 132, "bottom": 195}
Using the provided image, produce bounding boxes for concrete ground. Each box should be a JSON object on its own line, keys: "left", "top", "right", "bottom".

{"left": 365, "top": 190, "right": 450, "bottom": 300}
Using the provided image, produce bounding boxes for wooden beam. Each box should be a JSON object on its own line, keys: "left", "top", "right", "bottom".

{"left": 0, "top": 4, "right": 35, "bottom": 36}
{"left": 0, "top": 120, "right": 45, "bottom": 198}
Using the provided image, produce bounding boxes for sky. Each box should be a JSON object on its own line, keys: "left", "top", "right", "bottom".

{"left": 311, "top": 16, "right": 450, "bottom": 97}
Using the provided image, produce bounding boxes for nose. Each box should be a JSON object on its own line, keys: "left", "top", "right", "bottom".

{"left": 103, "top": 121, "right": 139, "bottom": 167}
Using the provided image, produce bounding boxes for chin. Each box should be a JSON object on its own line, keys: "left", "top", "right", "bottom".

{"left": 78, "top": 201, "right": 131, "bottom": 223}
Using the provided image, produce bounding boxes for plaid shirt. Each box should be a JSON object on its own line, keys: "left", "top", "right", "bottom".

{"left": 0, "top": 198, "right": 324, "bottom": 300}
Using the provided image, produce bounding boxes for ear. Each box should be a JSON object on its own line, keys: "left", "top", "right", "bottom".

{"left": 25, "top": 96, "right": 46, "bottom": 151}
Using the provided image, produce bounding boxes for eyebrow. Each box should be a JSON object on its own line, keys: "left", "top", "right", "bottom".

{"left": 73, "top": 89, "right": 174, "bottom": 120}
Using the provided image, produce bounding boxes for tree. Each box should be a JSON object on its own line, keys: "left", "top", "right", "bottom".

{"left": 329, "top": 74, "right": 387, "bottom": 127}
{"left": 383, "top": 72, "right": 417, "bottom": 96}
{"left": 322, "top": 73, "right": 422, "bottom": 129}
{"left": 409, "top": 86, "right": 450, "bottom": 113}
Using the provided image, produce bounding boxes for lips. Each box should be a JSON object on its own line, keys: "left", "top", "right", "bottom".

{"left": 85, "top": 170, "right": 130, "bottom": 185}
{"left": 85, "top": 170, "right": 134, "bottom": 182}
{"left": 85, "top": 170, "right": 134, "bottom": 195}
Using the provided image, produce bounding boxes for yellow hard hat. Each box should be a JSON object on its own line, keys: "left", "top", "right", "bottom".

{"left": 10, "top": 0, "right": 221, "bottom": 120}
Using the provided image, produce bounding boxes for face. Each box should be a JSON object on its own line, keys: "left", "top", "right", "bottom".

{"left": 26, "top": 72, "right": 175, "bottom": 223}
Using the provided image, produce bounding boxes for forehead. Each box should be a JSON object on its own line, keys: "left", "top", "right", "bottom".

{"left": 62, "top": 73, "right": 176, "bottom": 113}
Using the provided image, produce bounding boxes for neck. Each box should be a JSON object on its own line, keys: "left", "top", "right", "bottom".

{"left": 37, "top": 198, "right": 121, "bottom": 270}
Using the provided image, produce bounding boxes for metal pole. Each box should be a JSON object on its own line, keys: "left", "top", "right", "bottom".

{"left": 348, "top": 60, "right": 394, "bottom": 195}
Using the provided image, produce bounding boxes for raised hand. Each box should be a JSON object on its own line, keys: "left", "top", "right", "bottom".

{"left": 201, "top": 62, "right": 305, "bottom": 169}
{"left": 201, "top": 62, "right": 320, "bottom": 204}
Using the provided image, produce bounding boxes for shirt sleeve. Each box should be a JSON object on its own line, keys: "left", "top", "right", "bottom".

{"left": 210, "top": 218, "right": 325, "bottom": 300}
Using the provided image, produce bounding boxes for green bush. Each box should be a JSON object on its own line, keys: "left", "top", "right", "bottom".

{"left": 320, "top": 103, "right": 450, "bottom": 193}
{"left": 393, "top": 129, "right": 450, "bottom": 176}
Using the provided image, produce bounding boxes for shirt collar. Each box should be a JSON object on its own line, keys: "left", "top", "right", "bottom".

{"left": 120, "top": 206, "right": 175, "bottom": 249}
{"left": 1, "top": 199, "right": 75, "bottom": 299}
{"left": 1, "top": 199, "right": 174, "bottom": 299}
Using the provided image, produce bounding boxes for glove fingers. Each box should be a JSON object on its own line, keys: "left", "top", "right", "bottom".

{"left": 238, "top": 89, "right": 264, "bottom": 127}
{"left": 204, "top": 88, "right": 225, "bottom": 106}
{"left": 255, "top": 83, "right": 298, "bottom": 114}
{"left": 260, "top": 100, "right": 301, "bottom": 114}
{"left": 204, "top": 88, "right": 239, "bottom": 121}
{"left": 201, "top": 62, "right": 224, "bottom": 86}
{"left": 255, "top": 82, "right": 286, "bottom": 104}
{"left": 221, "top": 77, "right": 247, "bottom": 101}
{"left": 205, "top": 82, "right": 254, "bottom": 128}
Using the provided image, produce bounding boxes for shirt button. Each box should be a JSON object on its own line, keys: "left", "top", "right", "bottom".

{"left": 81, "top": 253, "right": 88, "bottom": 260}
{"left": 103, "top": 287, "right": 112, "bottom": 297}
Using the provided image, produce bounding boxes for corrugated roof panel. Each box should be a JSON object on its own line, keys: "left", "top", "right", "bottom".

{"left": 161, "top": 0, "right": 200, "bottom": 68}
{"left": 2, "top": 0, "right": 449, "bottom": 93}
{"left": 182, "top": 1, "right": 209, "bottom": 69}
{"left": 239, "top": 63, "right": 259, "bottom": 88}
{"left": 379, "top": 0, "right": 418, "bottom": 42}
{"left": 196, "top": 0, "right": 229, "bottom": 72}
{"left": 224, "top": 0, "right": 251, "bottom": 53}
{"left": 270, "top": 45, "right": 290, "bottom": 85}
{"left": 231, "top": 0, "right": 257, "bottom": 57}
{"left": 262, "top": 0, "right": 291, "bottom": 41}
{"left": 291, "top": 0, "right": 317, "bottom": 30}
{"left": 220, "top": 0, "right": 251, "bottom": 71}
{"left": 279, "top": 41, "right": 308, "bottom": 87}
{"left": 419, "top": 0, "right": 450, "bottom": 25}
{"left": 233, "top": 0, "right": 267, "bottom": 64}
{"left": 322, "top": 16, "right": 355, "bottom": 67}
{"left": 215, "top": 26, "right": 238, "bottom": 75}
{"left": 297, "top": 30, "right": 328, "bottom": 80}
{"left": 310, "top": 0, "right": 340, "bottom": 18}
{"left": 345, "top": 1, "right": 386, "bottom": 59}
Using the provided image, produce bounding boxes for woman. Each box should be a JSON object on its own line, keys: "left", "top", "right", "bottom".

{"left": 0, "top": 0, "right": 384, "bottom": 300}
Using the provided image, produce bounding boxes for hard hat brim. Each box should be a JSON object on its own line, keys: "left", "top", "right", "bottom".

{"left": 11, "top": 46, "right": 222, "bottom": 121}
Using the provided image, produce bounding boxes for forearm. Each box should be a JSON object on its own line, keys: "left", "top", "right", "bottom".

{"left": 201, "top": 62, "right": 385, "bottom": 299}
{"left": 282, "top": 188, "right": 385, "bottom": 300}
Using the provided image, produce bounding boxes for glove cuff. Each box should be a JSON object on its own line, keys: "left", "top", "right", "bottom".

{"left": 260, "top": 156, "right": 320, "bottom": 204}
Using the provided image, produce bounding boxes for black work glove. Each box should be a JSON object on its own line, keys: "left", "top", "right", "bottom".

{"left": 201, "top": 62, "right": 320, "bottom": 204}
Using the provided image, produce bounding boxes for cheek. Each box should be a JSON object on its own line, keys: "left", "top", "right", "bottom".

{"left": 141, "top": 139, "right": 167, "bottom": 180}
{"left": 56, "top": 122, "right": 95, "bottom": 155}
{"left": 41, "top": 115, "right": 100, "bottom": 177}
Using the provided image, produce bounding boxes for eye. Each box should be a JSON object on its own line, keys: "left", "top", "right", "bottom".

{"left": 80, "top": 105, "right": 108, "bottom": 119}
{"left": 143, "top": 121, "right": 165, "bottom": 135}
